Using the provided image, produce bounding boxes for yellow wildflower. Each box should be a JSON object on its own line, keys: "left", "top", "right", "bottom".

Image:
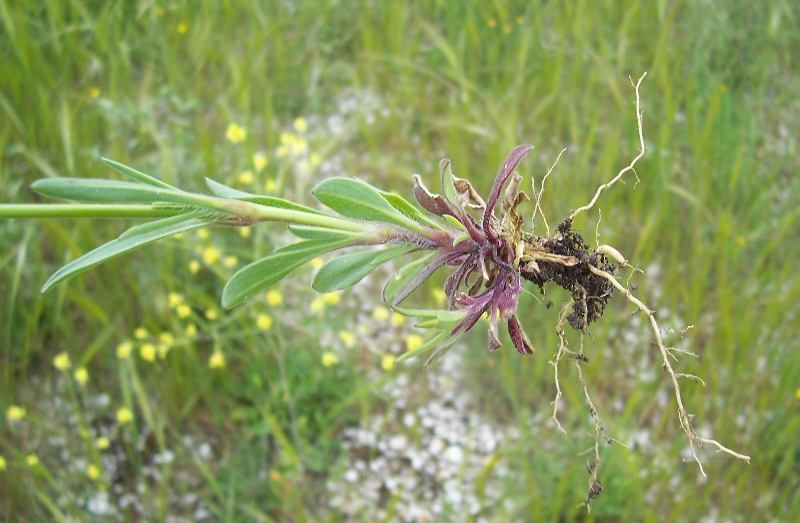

{"left": 406, "top": 334, "right": 424, "bottom": 352}
{"left": 134, "top": 327, "right": 149, "bottom": 340}
{"left": 225, "top": 123, "right": 247, "bottom": 144}
{"left": 223, "top": 255, "right": 238, "bottom": 268}
{"left": 432, "top": 288, "right": 447, "bottom": 305}
{"left": 86, "top": 464, "right": 100, "bottom": 480}
{"left": 265, "top": 178, "right": 277, "bottom": 192}
{"left": 88, "top": 87, "right": 101, "bottom": 98}
{"left": 290, "top": 138, "right": 308, "bottom": 155}
{"left": 488, "top": 17, "right": 497, "bottom": 28}
{"left": 239, "top": 227, "right": 251, "bottom": 238}
{"left": 185, "top": 323, "right": 198, "bottom": 337}
{"left": 253, "top": 152, "right": 268, "bottom": 172}
{"left": 208, "top": 352, "right": 226, "bottom": 369}
{"left": 95, "top": 437, "right": 110, "bottom": 450}
{"left": 176, "top": 304, "right": 192, "bottom": 319}
{"left": 205, "top": 308, "right": 219, "bottom": 321}
{"left": 323, "top": 293, "right": 341, "bottom": 305}
{"left": 238, "top": 170, "right": 254, "bottom": 184}
{"left": 26, "top": 454, "right": 39, "bottom": 467}
{"left": 276, "top": 145, "right": 288, "bottom": 158}
{"left": 796, "top": 388, "right": 800, "bottom": 401}
{"left": 157, "top": 344, "right": 170, "bottom": 359}
{"left": 189, "top": 260, "right": 201, "bottom": 274}
{"left": 321, "top": 351, "right": 339, "bottom": 367}
{"left": 309, "top": 153, "right": 322, "bottom": 167}
{"left": 390, "top": 312, "right": 406, "bottom": 327}
{"left": 168, "top": 292, "right": 184, "bottom": 307}
{"left": 0, "top": 455, "right": 6, "bottom": 471}
{"left": 269, "top": 469, "right": 282, "bottom": 482}
{"left": 293, "top": 117, "right": 308, "bottom": 133}
{"left": 116, "top": 407, "right": 133, "bottom": 424}
{"left": 6, "top": 405, "right": 26, "bottom": 421}
{"left": 197, "top": 228, "right": 210, "bottom": 240}
{"left": 310, "top": 257, "right": 324, "bottom": 269}
{"left": 381, "top": 354, "right": 395, "bottom": 371}
{"left": 139, "top": 343, "right": 157, "bottom": 362}
{"left": 372, "top": 306, "right": 389, "bottom": 321}
{"left": 116, "top": 341, "right": 133, "bottom": 359}
{"left": 266, "top": 290, "right": 283, "bottom": 306}
{"left": 279, "top": 131, "right": 296, "bottom": 145}
{"left": 176, "top": 22, "right": 188, "bottom": 34}
{"left": 338, "top": 330, "right": 355, "bottom": 348}
{"left": 202, "top": 246, "right": 220, "bottom": 265}
{"left": 158, "top": 332, "right": 174, "bottom": 345}
{"left": 256, "top": 313, "right": 273, "bottom": 331}
{"left": 357, "top": 324, "right": 369, "bottom": 335}
{"left": 310, "top": 297, "right": 325, "bottom": 313}
{"left": 74, "top": 367, "right": 89, "bottom": 386}
{"left": 53, "top": 352, "right": 71, "bottom": 371}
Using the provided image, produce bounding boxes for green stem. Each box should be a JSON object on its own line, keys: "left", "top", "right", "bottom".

{"left": 0, "top": 204, "right": 182, "bottom": 219}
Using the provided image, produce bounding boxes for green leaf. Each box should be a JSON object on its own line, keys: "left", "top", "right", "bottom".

{"left": 222, "top": 238, "right": 353, "bottom": 309}
{"left": 287, "top": 225, "right": 358, "bottom": 241}
{"left": 206, "top": 177, "right": 322, "bottom": 214}
{"left": 31, "top": 178, "right": 211, "bottom": 208}
{"left": 379, "top": 190, "right": 443, "bottom": 230}
{"left": 439, "top": 159, "right": 461, "bottom": 211}
{"left": 312, "top": 177, "right": 418, "bottom": 229}
{"left": 424, "top": 331, "right": 467, "bottom": 368}
{"left": 41, "top": 213, "right": 208, "bottom": 293}
{"left": 101, "top": 157, "right": 177, "bottom": 190}
{"left": 312, "top": 245, "right": 413, "bottom": 293}
{"left": 382, "top": 252, "right": 436, "bottom": 304}
{"left": 396, "top": 332, "right": 446, "bottom": 362}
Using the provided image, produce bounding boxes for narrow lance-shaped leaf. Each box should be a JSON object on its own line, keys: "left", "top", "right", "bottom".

{"left": 311, "top": 245, "right": 414, "bottom": 293}
{"left": 312, "top": 177, "right": 421, "bottom": 230}
{"left": 379, "top": 190, "right": 444, "bottom": 230}
{"left": 482, "top": 144, "right": 533, "bottom": 240}
{"left": 206, "top": 177, "right": 323, "bottom": 214}
{"left": 31, "top": 178, "right": 215, "bottom": 208}
{"left": 41, "top": 212, "right": 209, "bottom": 293}
{"left": 222, "top": 238, "right": 354, "bottom": 309}
{"left": 101, "top": 158, "right": 177, "bottom": 190}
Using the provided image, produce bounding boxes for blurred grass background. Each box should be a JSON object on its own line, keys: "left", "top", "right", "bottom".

{"left": 1, "top": 0, "right": 799, "bottom": 521}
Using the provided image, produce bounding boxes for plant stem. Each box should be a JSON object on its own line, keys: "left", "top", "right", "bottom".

{"left": 0, "top": 204, "right": 182, "bottom": 219}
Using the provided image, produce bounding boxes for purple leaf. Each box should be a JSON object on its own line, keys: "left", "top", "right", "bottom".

{"left": 482, "top": 144, "right": 533, "bottom": 241}
{"left": 507, "top": 315, "right": 534, "bottom": 355}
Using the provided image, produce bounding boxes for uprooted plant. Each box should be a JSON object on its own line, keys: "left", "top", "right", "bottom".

{"left": 0, "top": 73, "right": 748, "bottom": 505}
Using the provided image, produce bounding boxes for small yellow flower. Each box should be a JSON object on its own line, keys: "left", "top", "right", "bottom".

{"left": 176, "top": 303, "right": 192, "bottom": 319}
{"left": 6, "top": 405, "right": 26, "bottom": 421}
{"left": 253, "top": 152, "right": 268, "bottom": 172}
{"left": 372, "top": 306, "right": 389, "bottom": 321}
{"left": 406, "top": 334, "right": 424, "bottom": 352}
{"left": 88, "top": 87, "right": 101, "bottom": 98}
{"left": 338, "top": 330, "right": 355, "bottom": 348}
{"left": 86, "top": 464, "right": 100, "bottom": 480}
{"left": 488, "top": 17, "right": 497, "bottom": 28}
{"left": 266, "top": 290, "right": 283, "bottom": 307}
{"left": 197, "top": 228, "right": 210, "bottom": 240}
{"left": 0, "top": 455, "right": 6, "bottom": 471}
{"left": 185, "top": 323, "right": 198, "bottom": 337}
{"left": 139, "top": 343, "right": 157, "bottom": 362}
{"left": 390, "top": 312, "right": 406, "bottom": 327}
{"left": 176, "top": 22, "right": 188, "bottom": 34}
{"left": 256, "top": 313, "right": 273, "bottom": 331}
{"left": 189, "top": 260, "right": 201, "bottom": 274}
{"left": 239, "top": 227, "right": 251, "bottom": 238}
{"left": 381, "top": 354, "right": 395, "bottom": 371}
{"left": 279, "top": 131, "right": 296, "bottom": 145}
{"left": 290, "top": 138, "right": 308, "bottom": 155}
{"left": 158, "top": 332, "right": 174, "bottom": 345}
{"left": 116, "top": 341, "right": 133, "bottom": 359}
{"left": 432, "top": 288, "right": 447, "bottom": 305}
{"left": 157, "top": 344, "right": 170, "bottom": 359}
{"left": 134, "top": 327, "right": 149, "bottom": 340}
{"left": 202, "top": 246, "right": 220, "bottom": 265}
{"left": 116, "top": 407, "right": 133, "bottom": 425}
{"left": 225, "top": 123, "right": 247, "bottom": 144}
{"left": 357, "top": 323, "right": 369, "bottom": 335}
{"left": 26, "top": 454, "right": 39, "bottom": 467}
{"left": 205, "top": 308, "right": 219, "bottom": 321}
{"left": 293, "top": 117, "right": 308, "bottom": 133}
{"left": 53, "top": 352, "right": 71, "bottom": 371}
{"left": 276, "top": 145, "right": 288, "bottom": 158}
{"left": 208, "top": 352, "right": 226, "bottom": 369}
{"left": 309, "top": 153, "right": 322, "bottom": 167}
{"left": 74, "top": 367, "right": 89, "bottom": 386}
{"left": 516, "top": 15, "right": 525, "bottom": 25}
{"left": 796, "top": 388, "right": 800, "bottom": 401}
{"left": 269, "top": 469, "right": 283, "bottom": 482}
{"left": 238, "top": 170, "right": 255, "bottom": 184}
{"left": 310, "top": 257, "right": 324, "bottom": 269}
{"left": 265, "top": 178, "right": 277, "bottom": 192}
{"left": 168, "top": 292, "right": 184, "bottom": 307}
{"left": 736, "top": 236, "right": 746, "bottom": 247}
{"left": 223, "top": 255, "right": 238, "bottom": 268}
{"left": 95, "top": 437, "right": 110, "bottom": 450}
{"left": 323, "top": 293, "right": 341, "bottom": 305}
{"left": 321, "top": 351, "right": 339, "bottom": 367}
{"left": 310, "top": 297, "right": 325, "bottom": 313}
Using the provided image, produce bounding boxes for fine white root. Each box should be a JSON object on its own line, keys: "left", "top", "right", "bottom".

{"left": 587, "top": 264, "right": 751, "bottom": 476}
{"left": 569, "top": 72, "right": 647, "bottom": 222}
{"left": 534, "top": 147, "right": 567, "bottom": 237}
{"left": 550, "top": 300, "right": 574, "bottom": 434}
